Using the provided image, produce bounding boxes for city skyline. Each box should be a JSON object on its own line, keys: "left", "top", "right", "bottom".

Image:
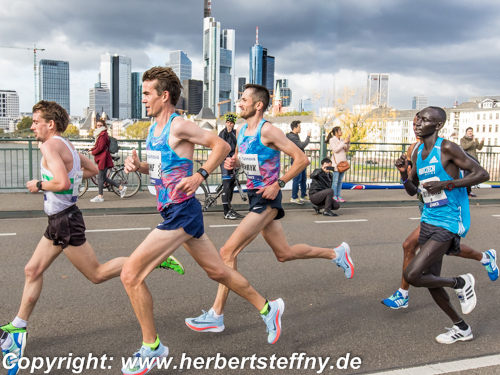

{"left": 1, "top": 0, "right": 500, "bottom": 116}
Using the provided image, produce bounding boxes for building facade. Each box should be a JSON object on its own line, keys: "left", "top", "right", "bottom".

{"left": 100, "top": 53, "right": 132, "bottom": 119}
{"left": 367, "top": 73, "right": 389, "bottom": 107}
{"left": 39, "top": 59, "right": 70, "bottom": 114}
{"left": 166, "top": 51, "right": 192, "bottom": 83}
{"left": 183, "top": 79, "right": 203, "bottom": 115}
{"left": 249, "top": 32, "right": 275, "bottom": 98}
{"left": 89, "top": 84, "right": 111, "bottom": 116}
{"left": 0, "top": 90, "right": 19, "bottom": 132}
{"left": 276, "top": 79, "right": 292, "bottom": 107}
{"left": 412, "top": 95, "right": 428, "bottom": 110}
{"left": 203, "top": 17, "right": 235, "bottom": 117}
{"left": 299, "top": 98, "right": 312, "bottom": 113}
{"left": 131, "top": 72, "right": 144, "bottom": 119}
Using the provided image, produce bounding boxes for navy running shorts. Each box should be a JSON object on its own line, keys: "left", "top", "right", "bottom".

{"left": 247, "top": 189, "right": 285, "bottom": 220}
{"left": 157, "top": 197, "right": 204, "bottom": 238}
{"left": 419, "top": 221, "right": 461, "bottom": 255}
{"left": 44, "top": 205, "right": 86, "bottom": 249}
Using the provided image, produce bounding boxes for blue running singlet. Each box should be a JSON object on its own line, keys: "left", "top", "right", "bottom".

{"left": 146, "top": 113, "right": 194, "bottom": 211}
{"left": 237, "top": 119, "right": 280, "bottom": 190}
{"left": 417, "top": 137, "right": 470, "bottom": 237}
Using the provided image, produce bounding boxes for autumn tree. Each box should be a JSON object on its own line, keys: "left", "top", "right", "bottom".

{"left": 17, "top": 116, "right": 32, "bottom": 131}
{"left": 63, "top": 124, "right": 79, "bottom": 137}
{"left": 123, "top": 121, "right": 150, "bottom": 139}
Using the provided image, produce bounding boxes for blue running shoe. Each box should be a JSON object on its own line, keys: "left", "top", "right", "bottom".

{"left": 185, "top": 308, "right": 225, "bottom": 332}
{"left": 261, "top": 299, "right": 285, "bottom": 344}
{"left": 121, "top": 342, "right": 168, "bottom": 375}
{"left": 1, "top": 323, "right": 27, "bottom": 375}
{"left": 484, "top": 249, "right": 498, "bottom": 281}
{"left": 381, "top": 291, "right": 409, "bottom": 309}
{"left": 332, "top": 242, "right": 354, "bottom": 279}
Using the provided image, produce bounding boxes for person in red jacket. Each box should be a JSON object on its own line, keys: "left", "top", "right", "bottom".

{"left": 89, "top": 119, "right": 126, "bottom": 202}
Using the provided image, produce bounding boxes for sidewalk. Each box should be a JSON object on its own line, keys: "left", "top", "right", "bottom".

{"left": 0, "top": 186, "right": 498, "bottom": 219}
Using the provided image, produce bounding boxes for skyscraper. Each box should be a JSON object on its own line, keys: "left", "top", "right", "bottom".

{"left": 166, "top": 51, "right": 192, "bottom": 83}
{"left": 100, "top": 53, "right": 132, "bottom": 119}
{"left": 412, "top": 95, "right": 428, "bottom": 110}
{"left": 367, "top": 73, "right": 390, "bottom": 107}
{"left": 131, "top": 72, "right": 144, "bottom": 119}
{"left": 203, "top": 16, "right": 235, "bottom": 117}
{"left": 276, "top": 79, "right": 292, "bottom": 107}
{"left": 183, "top": 79, "right": 203, "bottom": 115}
{"left": 39, "top": 59, "right": 70, "bottom": 114}
{"left": 89, "top": 83, "right": 111, "bottom": 116}
{"left": 0, "top": 90, "right": 19, "bottom": 131}
{"left": 249, "top": 27, "right": 275, "bottom": 98}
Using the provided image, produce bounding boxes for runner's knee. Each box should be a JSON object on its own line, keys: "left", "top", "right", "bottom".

{"left": 403, "top": 267, "right": 422, "bottom": 287}
{"left": 220, "top": 245, "right": 237, "bottom": 263}
{"left": 204, "top": 265, "right": 228, "bottom": 283}
{"left": 24, "top": 263, "right": 43, "bottom": 281}
{"left": 120, "top": 263, "right": 142, "bottom": 288}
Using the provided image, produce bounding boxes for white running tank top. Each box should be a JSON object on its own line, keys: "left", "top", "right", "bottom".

{"left": 40, "top": 136, "right": 83, "bottom": 215}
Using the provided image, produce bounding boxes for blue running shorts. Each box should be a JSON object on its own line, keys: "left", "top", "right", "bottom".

{"left": 247, "top": 189, "right": 285, "bottom": 220}
{"left": 157, "top": 197, "right": 204, "bottom": 238}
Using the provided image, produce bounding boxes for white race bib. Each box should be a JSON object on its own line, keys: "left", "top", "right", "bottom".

{"left": 238, "top": 154, "right": 261, "bottom": 180}
{"left": 418, "top": 176, "right": 449, "bottom": 208}
{"left": 71, "top": 171, "right": 83, "bottom": 202}
{"left": 147, "top": 150, "right": 162, "bottom": 185}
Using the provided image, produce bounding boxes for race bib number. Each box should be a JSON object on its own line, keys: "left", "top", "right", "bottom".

{"left": 238, "top": 154, "right": 262, "bottom": 181}
{"left": 71, "top": 171, "right": 83, "bottom": 202}
{"left": 147, "top": 150, "right": 162, "bottom": 185}
{"left": 418, "top": 176, "right": 449, "bottom": 208}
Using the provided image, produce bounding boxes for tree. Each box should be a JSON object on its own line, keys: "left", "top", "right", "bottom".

{"left": 123, "top": 121, "right": 150, "bottom": 139}
{"left": 63, "top": 124, "right": 79, "bottom": 137}
{"left": 17, "top": 116, "right": 32, "bottom": 131}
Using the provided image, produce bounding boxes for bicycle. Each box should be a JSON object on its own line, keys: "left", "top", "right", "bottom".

{"left": 196, "top": 162, "right": 247, "bottom": 211}
{"left": 78, "top": 151, "right": 142, "bottom": 198}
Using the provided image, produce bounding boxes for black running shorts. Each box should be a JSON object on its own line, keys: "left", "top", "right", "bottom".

{"left": 419, "top": 221, "right": 461, "bottom": 255}
{"left": 247, "top": 189, "right": 285, "bottom": 220}
{"left": 44, "top": 205, "right": 87, "bottom": 249}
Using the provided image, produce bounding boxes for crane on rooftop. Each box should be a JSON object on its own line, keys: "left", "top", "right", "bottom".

{"left": 0, "top": 44, "right": 46, "bottom": 103}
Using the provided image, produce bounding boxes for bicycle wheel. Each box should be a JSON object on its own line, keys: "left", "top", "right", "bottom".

{"left": 78, "top": 178, "right": 89, "bottom": 197}
{"left": 111, "top": 167, "right": 141, "bottom": 197}
{"left": 197, "top": 183, "right": 217, "bottom": 211}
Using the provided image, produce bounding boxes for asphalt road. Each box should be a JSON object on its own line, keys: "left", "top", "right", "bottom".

{"left": 1, "top": 203, "right": 500, "bottom": 375}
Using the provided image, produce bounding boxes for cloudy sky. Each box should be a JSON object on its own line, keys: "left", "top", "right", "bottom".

{"left": 1, "top": 0, "right": 500, "bottom": 116}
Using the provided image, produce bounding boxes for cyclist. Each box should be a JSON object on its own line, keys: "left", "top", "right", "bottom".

{"left": 219, "top": 113, "right": 244, "bottom": 219}
{"left": 0, "top": 101, "right": 183, "bottom": 375}
{"left": 89, "top": 118, "right": 126, "bottom": 202}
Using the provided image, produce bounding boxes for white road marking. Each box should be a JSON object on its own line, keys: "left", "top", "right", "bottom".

{"left": 366, "top": 353, "right": 500, "bottom": 375}
{"left": 0, "top": 233, "right": 16, "bottom": 236}
{"left": 209, "top": 224, "right": 240, "bottom": 228}
{"left": 86, "top": 228, "right": 151, "bottom": 233}
{"left": 493, "top": 215, "right": 500, "bottom": 217}
{"left": 409, "top": 217, "right": 421, "bottom": 220}
{"left": 315, "top": 219, "right": 368, "bottom": 223}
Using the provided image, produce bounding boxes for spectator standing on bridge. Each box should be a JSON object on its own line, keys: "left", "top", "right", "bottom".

{"left": 327, "top": 126, "right": 350, "bottom": 202}
{"left": 286, "top": 120, "right": 311, "bottom": 204}
{"left": 219, "top": 113, "right": 244, "bottom": 220}
{"left": 88, "top": 118, "right": 126, "bottom": 202}
{"left": 460, "top": 127, "right": 484, "bottom": 197}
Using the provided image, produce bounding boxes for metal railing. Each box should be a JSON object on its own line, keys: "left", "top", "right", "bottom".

{"left": 1, "top": 139, "right": 499, "bottom": 190}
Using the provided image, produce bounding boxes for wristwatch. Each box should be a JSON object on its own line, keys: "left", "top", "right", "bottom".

{"left": 197, "top": 168, "right": 209, "bottom": 180}
{"left": 446, "top": 182, "right": 455, "bottom": 191}
{"left": 36, "top": 180, "right": 44, "bottom": 191}
{"left": 277, "top": 179, "right": 286, "bottom": 188}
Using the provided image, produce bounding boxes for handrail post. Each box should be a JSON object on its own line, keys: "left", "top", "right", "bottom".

{"left": 28, "top": 139, "right": 33, "bottom": 181}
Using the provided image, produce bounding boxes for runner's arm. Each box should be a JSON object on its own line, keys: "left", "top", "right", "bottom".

{"left": 79, "top": 152, "right": 99, "bottom": 179}
{"left": 27, "top": 143, "right": 71, "bottom": 193}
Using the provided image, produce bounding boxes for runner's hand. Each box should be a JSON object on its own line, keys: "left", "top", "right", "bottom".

{"left": 422, "top": 181, "right": 445, "bottom": 195}
{"left": 257, "top": 182, "right": 280, "bottom": 200}
{"left": 124, "top": 149, "right": 140, "bottom": 173}
{"left": 26, "top": 179, "right": 39, "bottom": 193}
{"left": 176, "top": 174, "right": 204, "bottom": 196}
{"left": 224, "top": 155, "right": 236, "bottom": 170}
{"left": 395, "top": 154, "right": 409, "bottom": 173}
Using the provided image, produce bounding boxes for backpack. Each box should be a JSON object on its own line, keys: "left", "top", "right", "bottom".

{"left": 108, "top": 136, "right": 120, "bottom": 154}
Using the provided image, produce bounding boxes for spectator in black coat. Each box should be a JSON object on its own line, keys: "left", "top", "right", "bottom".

{"left": 309, "top": 158, "right": 340, "bottom": 216}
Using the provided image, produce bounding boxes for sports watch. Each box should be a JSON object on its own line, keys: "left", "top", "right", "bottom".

{"left": 446, "top": 182, "right": 455, "bottom": 191}
{"left": 197, "top": 168, "right": 209, "bottom": 180}
{"left": 278, "top": 179, "right": 286, "bottom": 188}
{"left": 36, "top": 180, "right": 44, "bottom": 191}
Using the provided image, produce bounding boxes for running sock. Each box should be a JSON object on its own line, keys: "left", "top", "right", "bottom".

{"left": 480, "top": 252, "right": 491, "bottom": 265}
{"left": 211, "top": 309, "right": 222, "bottom": 319}
{"left": 260, "top": 300, "right": 270, "bottom": 316}
{"left": 398, "top": 288, "right": 409, "bottom": 298}
{"left": 453, "top": 277, "right": 466, "bottom": 289}
{"left": 12, "top": 317, "right": 27, "bottom": 329}
{"left": 143, "top": 335, "right": 160, "bottom": 351}
{"left": 455, "top": 320, "right": 469, "bottom": 331}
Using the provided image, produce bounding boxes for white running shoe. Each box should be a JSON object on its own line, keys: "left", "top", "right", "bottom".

{"left": 454, "top": 273, "right": 476, "bottom": 315}
{"left": 435, "top": 325, "right": 473, "bottom": 344}
{"left": 90, "top": 196, "right": 104, "bottom": 202}
{"left": 120, "top": 186, "right": 127, "bottom": 198}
